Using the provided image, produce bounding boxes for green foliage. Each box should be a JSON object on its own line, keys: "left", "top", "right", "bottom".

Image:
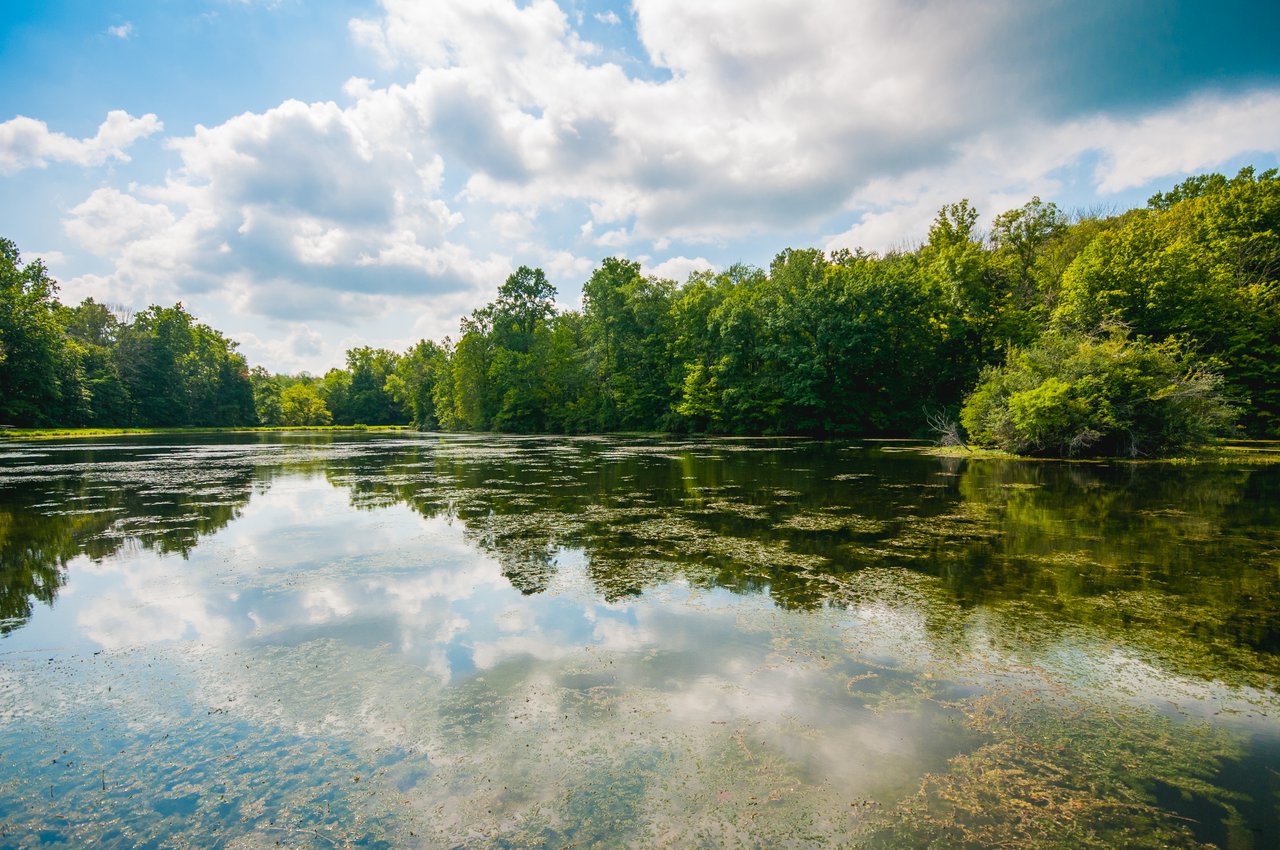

{"left": 960, "top": 329, "right": 1236, "bottom": 457}
{"left": 493, "top": 265, "right": 556, "bottom": 350}
{"left": 581, "top": 257, "right": 679, "bottom": 431}
{"left": 1, "top": 242, "right": 255, "bottom": 429}
{"left": 61, "top": 299, "right": 130, "bottom": 425}
{"left": 445, "top": 313, "right": 498, "bottom": 430}
{"left": 249, "top": 366, "right": 284, "bottom": 426}
{"left": 319, "top": 368, "right": 353, "bottom": 424}
{"left": 0, "top": 239, "right": 75, "bottom": 425}
{"left": 340, "top": 347, "right": 405, "bottom": 426}
{"left": 4, "top": 166, "right": 1278, "bottom": 446}
{"left": 280, "top": 382, "right": 333, "bottom": 426}
{"left": 387, "top": 339, "right": 446, "bottom": 430}
{"left": 114, "top": 303, "right": 255, "bottom": 427}
{"left": 1058, "top": 167, "right": 1280, "bottom": 434}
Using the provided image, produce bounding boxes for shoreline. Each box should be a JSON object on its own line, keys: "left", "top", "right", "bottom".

{"left": 3, "top": 426, "right": 1277, "bottom": 463}
{"left": 0, "top": 424, "right": 413, "bottom": 441}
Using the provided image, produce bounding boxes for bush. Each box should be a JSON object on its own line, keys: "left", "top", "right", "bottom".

{"left": 960, "top": 329, "right": 1235, "bottom": 457}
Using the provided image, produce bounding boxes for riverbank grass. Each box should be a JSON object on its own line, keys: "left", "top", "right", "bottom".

{"left": 0, "top": 424, "right": 413, "bottom": 441}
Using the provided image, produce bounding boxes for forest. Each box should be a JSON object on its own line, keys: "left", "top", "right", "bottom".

{"left": 2, "top": 168, "right": 1277, "bottom": 457}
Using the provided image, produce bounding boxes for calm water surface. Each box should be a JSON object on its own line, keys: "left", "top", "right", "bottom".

{"left": 0, "top": 433, "right": 1277, "bottom": 848}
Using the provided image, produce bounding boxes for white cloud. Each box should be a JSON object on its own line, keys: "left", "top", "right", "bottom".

{"left": 1089, "top": 91, "right": 1280, "bottom": 193}
{"left": 644, "top": 255, "right": 715, "bottom": 283}
{"left": 593, "top": 11, "right": 620, "bottom": 25}
{"left": 235, "top": 323, "right": 328, "bottom": 373}
{"left": 64, "top": 187, "right": 176, "bottom": 256}
{"left": 0, "top": 110, "right": 161, "bottom": 173}
{"left": 824, "top": 88, "right": 1280, "bottom": 254}
{"left": 107, "top": 22, "right": 134, "bottom": 39}
{"left": 332, "top": 1, "right": 1037, "bottom": 246}
{"left": 344, "top": 0, "right": 1280, "bottom": 250}
{"left": 27, "top": 249, "right": 68, "bottom": 270}
{"left": 63, "top": 96, "right": 507, "bottom": 328}
{"left": 61, "top": 186, "right": 200, "bottom": 307}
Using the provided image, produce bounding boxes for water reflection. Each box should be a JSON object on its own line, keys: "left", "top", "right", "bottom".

{"left": 1, "top": 433, "right": 1277, "bottom": 848}
{"left": 3, "top": 434, "right": 1278, "bottom": 690}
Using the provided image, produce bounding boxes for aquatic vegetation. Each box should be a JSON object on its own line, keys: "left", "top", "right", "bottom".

{"left": 869, "top": 689, "right": 1246, "bottom": 849}
{"left": 1, "top": 433, "right": 1277, "bottom": 846}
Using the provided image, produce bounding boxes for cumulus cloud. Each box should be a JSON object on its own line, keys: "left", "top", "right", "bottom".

{"left": 61, "top": 186, "right": 201, "bottom": 307}
{"left": 63, "top": 96, "right": 507, "bottom": 325}
{"left": 341, "top": 0, "right": 1280, "bottom": 251}
{"left": 107, "top": 22, "right": 134, "bottom": 39}
{"left": 1089, "top": 91, "right": 1280, "bottom": 193}
{"left": 65, "top": 187, "right": 176, "bottom": 256}
{"left": 644, "top": 255, "right": 715, "bottom": 283}
{"left": 824, "top": 88, "right": 1280, "bottom": 253}
{"left": 342, "top": 0, "right": 1037, "bottom": 243}
{"left": 0, "top": 110, "right": 161, "bottom": 173}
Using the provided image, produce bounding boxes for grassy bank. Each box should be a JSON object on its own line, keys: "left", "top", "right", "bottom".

{"left": 0, "top": 424, "right": 412, "bottom": 441}
{"left": 921, "top": 439, "right": 1280, "bottom": 464}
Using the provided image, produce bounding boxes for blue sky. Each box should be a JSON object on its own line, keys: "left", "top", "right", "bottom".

{"left": 2, "top": 0, "right": 1279, "bottom": 373}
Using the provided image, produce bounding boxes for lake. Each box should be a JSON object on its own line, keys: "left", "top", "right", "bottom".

{"left": 0, "top": 433, "right": 1277, "bottom": 848}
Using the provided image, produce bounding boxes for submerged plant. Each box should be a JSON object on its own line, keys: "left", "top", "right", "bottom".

{"left": 866, "top": 688, "right": 1247, "bottom": 849}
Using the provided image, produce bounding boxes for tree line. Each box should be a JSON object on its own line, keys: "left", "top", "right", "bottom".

{"left": 3, "top": 168, "right": 1276, "bottom": 455}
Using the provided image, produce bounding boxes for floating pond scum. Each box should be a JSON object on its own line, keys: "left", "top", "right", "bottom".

{"left": 0, "top": 433, "right": 1277, "bottom": 848}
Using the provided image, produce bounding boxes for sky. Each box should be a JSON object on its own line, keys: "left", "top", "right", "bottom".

{"left": 2, "top": 0, "right": 1279, "bottom": 375}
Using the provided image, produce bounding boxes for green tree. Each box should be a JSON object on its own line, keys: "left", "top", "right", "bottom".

{"left": 319, "top": 368, "right": 353, "bottom": 424}
{"left": 342, "top": 347, "right": 405, "bottom": 425}
{"left": 582, "top": 257, "right": 678, "bottom": 430}
{"left": 250, "top": 366, "right": 284, "bottom": 426}
{"left": 988, "top": 196, "right": 1070, "bottom": 343}
{"left": 493, "top": 265, "right": 556, "bottom": 352}
{"left": 61, "top": 299, "right": 130, "bottom": 425}
{"left": 447, "top": 312, "right": 498, "bottom": 430}
{"left": 387, "top": 340, "right": 446, "bottom": 429}
{"left": 115, "top": 304, "right": 254, "bottom": 427}
{"left": 670, "top": 270, "right": 730, "bottom": 430}
{"left": 1056, "top": 168, "right": 1280, "bottom": 434}
{"left": 0, "top": 239, "right": 72, "bottom": 425}
{"left": 280, "top": 383, "right": 333, "bottom": 426}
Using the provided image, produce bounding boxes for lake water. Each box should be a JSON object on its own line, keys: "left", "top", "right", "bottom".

{"left": 0, "top": 433, "right": 1277, "bottom": 848}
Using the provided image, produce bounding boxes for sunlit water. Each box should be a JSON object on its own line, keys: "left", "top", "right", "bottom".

{"left": 0, "top": 433, "right": 1277, "bottom": 848}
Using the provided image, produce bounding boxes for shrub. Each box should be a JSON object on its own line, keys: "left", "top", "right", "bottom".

{"left": 960, "top": 329, "right": 1235, "bottom": 457}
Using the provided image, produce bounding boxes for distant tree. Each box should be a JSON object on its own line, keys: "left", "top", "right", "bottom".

{"left": 319, "top": 368, "right": 353, "bottom": 424}
{"left": 928, "top": 199, "right": 981, "bottom": 248}
{"left": 114, "top": 304, "right": 254, "bottom": 427}
{"left": 250, "top": 366, "right": 283, "bottom": 426}
{"left": 670, "top": 270, "right": 730, "bottom": 431}
{"left": 446, "top": 312, "right": 497, "bottom": 430}
{"left": 989, "top": 196, "right": 1069, "bottom": 330}
{"left": 493, "top": 265, "right": 556, "bottom": 351}
{"left": 280, "top": 383, "right": 332, "bottom": 426}
{"left": 343, "top": 346, "right": 406, "bottom": 425}
{"left": 430, "top": 337, "right": 461, "bottom": 430}
{"left": 582, "top": 257, "right": 678, "bottom": 430}
{"left": 540, "top": 311, "right": 593, "bottom": 433}
{"left": 386, "top": 339, "right": 446, "bottom": 429}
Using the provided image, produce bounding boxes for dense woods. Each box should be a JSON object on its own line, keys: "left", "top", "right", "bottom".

{"left": 3, "top": 168, "right": 1277, "bottom": 455}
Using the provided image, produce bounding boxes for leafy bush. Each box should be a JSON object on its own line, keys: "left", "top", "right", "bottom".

{"left": 960, "top": 329, "right": 1235, "bottom": 457}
